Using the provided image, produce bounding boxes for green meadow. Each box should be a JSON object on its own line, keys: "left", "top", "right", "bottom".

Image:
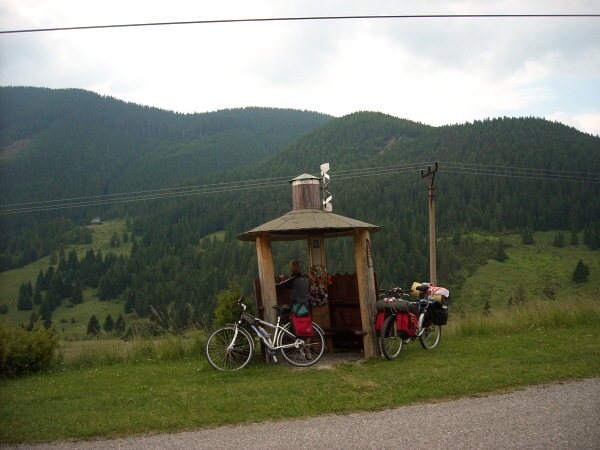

{"left": 1, "top": 297, "right": 598, "bottom": 444}
{"left": 0, "top": 229, "right": 598, "bottom": 444}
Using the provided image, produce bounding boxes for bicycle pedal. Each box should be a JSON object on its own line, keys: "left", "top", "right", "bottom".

{"left": 272, "top": 355, "right": 278, "bottom": 363}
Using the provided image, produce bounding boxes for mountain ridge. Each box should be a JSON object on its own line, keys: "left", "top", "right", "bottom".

{"left": 0, "top": 86, "right": 598, "bottom": 329}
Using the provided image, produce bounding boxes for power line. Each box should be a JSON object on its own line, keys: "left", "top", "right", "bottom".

{"left": 3, "top": 175, "right": 293, "bottom": 209}
{"left": 0, "top": 176, "right": 292, "bottom": 214}
{"left": 0, "top": 161, "right": 597, "bottom": 215}
{"left": 1, "top": 14, "right": 599, "bottom": 35}
{"left": 440, "top": 161, "right": 600, "bottom": 183}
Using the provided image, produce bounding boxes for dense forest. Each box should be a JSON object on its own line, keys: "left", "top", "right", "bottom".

{"left": 1, "top": 87, "right": 599, "bottom": 330}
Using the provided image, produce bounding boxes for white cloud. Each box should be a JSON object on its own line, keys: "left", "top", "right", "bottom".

{"left": 1, "top": 0, "right": 599, "bottom": 134}
{"left": 546, "top": 111, "right": 600, "bottom": 136}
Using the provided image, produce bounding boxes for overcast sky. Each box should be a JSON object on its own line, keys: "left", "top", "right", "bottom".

{"left": 1, "top": 0, "right": 599, "bottom": 135}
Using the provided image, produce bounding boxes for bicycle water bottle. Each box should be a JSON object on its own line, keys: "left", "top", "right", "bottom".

{"left": 258, "top": 326, "right": 270, "bottom": 339}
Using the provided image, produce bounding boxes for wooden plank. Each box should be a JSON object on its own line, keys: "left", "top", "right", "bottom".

{"left": 255, "top": 232, "right": 277, "bottom": 326}
{"left": 353, "top": 229, "right": 379, "bottom": 359}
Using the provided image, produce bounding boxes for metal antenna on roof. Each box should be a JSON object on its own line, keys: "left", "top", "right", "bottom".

{"left": 320, "top": 162, "right": 332, "bottom": 212}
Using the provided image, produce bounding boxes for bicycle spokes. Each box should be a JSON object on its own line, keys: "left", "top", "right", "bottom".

{"left": 205, "top": 325, "right": 253, "bottom": 371}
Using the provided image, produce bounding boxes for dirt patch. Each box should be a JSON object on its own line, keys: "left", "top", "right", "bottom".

{"left": 313, "top": 351, "right": 365, "bottom": 369}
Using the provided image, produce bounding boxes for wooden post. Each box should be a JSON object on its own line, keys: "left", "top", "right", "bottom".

{"left": 353, "top": 229, "right": 379, "bottom": 359}
{"left": 255, "top": 233, "right": 277, "bottom": 326}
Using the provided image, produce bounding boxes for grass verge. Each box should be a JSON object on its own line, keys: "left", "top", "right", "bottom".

{"left": 1, "top": 299, "right": 599, "bottom": 445}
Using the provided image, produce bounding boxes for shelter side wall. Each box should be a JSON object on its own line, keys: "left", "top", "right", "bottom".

{"left": 354, "top": 229, "right": 379, "bottom": 359}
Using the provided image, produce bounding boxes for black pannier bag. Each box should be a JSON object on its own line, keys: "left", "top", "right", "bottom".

{"left": 429, "top": 302, "right": 448, "bottom": 326}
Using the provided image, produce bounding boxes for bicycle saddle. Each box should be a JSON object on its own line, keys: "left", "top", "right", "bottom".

{"left": 415, "top": 284, "right": 430, "bottom": 292}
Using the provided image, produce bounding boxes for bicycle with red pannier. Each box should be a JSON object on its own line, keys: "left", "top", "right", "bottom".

{"left": 375, "top": 283, "right": 449, "bottom": 360}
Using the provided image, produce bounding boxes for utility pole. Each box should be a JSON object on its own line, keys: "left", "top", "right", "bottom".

{"left": 420, "top": 161, "right": 439, "bottom": 285}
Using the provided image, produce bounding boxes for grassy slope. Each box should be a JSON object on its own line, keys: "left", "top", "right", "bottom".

{"left": 1, "top": 228, "right": 598, "bottom": 337}
{"left": 0, "top": 220, "right": 132, "bottom": 335}
{"left": 456, "top": 231, "right": 600, "bottom": 313}
{"left": 0, "top": 228, "right": 598, "bottom": 443}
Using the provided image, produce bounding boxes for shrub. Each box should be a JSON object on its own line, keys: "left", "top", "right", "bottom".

{"left": 0, "top": 320, "right": 58, "bottom": 377}
{"left": 213, "top": 281, "right": 253, "bottom": 327}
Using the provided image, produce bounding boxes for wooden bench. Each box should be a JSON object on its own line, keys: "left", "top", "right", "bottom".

{"left": 322, "top": 327, "right": 367, "bottom": 353}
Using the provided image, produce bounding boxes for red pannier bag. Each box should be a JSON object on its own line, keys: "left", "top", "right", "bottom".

{"left": 291, "top": 314, "right": 313, "bottom": 337}
{"left": 396, "top": 312, "right": 418, "bottom": 339}
{"left": 374, "top": 311, "right": 386, "bottom": 332}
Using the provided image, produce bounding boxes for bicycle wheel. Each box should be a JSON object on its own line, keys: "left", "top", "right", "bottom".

{"left": 278, "top": 322, "right": 325, "bottom": 367}
{"left": 380, "top": 314, "right": 403, "bottom": 360}
{"left": 205, "top": 325, "right": 254, "bottom": 371}
{"left": 418, "top": 317, "right": 442, "bottom": 350}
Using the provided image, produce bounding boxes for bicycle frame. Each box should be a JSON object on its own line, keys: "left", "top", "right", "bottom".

{"left": 379, "top": 289, "right": 435, "bottom": 337}
{"left": 205, "top": 297, "right": 325, "bottom": 370}
{"left": 413, "top": 299, "right": 432, "bottom": 337}
{"left": 236, "top": 306, "right": 305, "bottom": 353}
{"left": 378, "top": 288, "right": 442, "bottom": 359}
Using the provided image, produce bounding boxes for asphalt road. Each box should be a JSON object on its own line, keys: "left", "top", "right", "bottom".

{"left": 5, "top": 378, "right": 599, "bottom": 450}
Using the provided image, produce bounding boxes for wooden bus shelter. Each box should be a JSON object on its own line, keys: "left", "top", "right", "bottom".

{"left": 236, "top": 173, "right": 381, "bottom": 358}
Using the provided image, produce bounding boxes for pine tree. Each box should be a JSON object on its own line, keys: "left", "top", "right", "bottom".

{"left": 17, "top": 282, "right": 34, "bottom": 311}
{"left": 39, "top": 299, "right": 54, "bottom": 328}
{"left": 57, "top": 250, "right": 67, "bottom": 273}
{"left": 552, "top": 232, "right": 565, "bottom": 248}
{"left": 46, "top": 272, "right": 65, "bottom": 308}
{"left": 87, "top": 315, "right": 101, "bottom": 335}
{"left": 66, "top": 249, "right": 79, "bottom": 279}
{"left": 33, "top": 284, "right": 43, "bottom": 305}
{"left": 570, "top": 226, "right": 579, "bottom": 245}
{"left": 521, "top": 227, "right": 534, "bottom": 245}
{"left": 43, "top": 266, "right": 55, "bottom": 290}
{"left": 115, "top": 314, "right": 126, "bottom": 334}
{"left": 493, "top": 239, "right": 508, "bottom": 262}
{"left": 27, "top": 312, "right": 39, "bottom": 330}
{"left": 110, "top": 232, "right": 120, "bottom": 248}
{"left": 71, "top": 282, "right": 84, "bottom": 305}
{"left": 572, "top": 259, "right": 590, "bottom": 283}
{"left": 36, "top": 269, "right": 46, "bottom": 290}
{"left": 590, "top": 225, "right": 600, "bottom": 250}
{"left": 103, "top": 314, "right": 114, "bottom": 332}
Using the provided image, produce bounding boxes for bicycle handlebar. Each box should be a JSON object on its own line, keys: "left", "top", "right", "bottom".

{"left": 237, "top": 297, "right": 247, "bottom": 311}
{"left": 378, "top": 287, "right": 409, "bottom": 296}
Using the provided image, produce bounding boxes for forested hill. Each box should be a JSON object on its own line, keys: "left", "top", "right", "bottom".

{"left": 207, "top": 111, "right": 600, "bottom": 235}
{"left": 0, "top": 86, "right": 333, "bottom": 202}
{"left": 1, "top": 87, "right": 599, "bottom": 331}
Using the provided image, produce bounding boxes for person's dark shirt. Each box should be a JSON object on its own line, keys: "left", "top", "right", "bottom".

{"left": 277, "top": 274, "right": 310, "bottom": 304}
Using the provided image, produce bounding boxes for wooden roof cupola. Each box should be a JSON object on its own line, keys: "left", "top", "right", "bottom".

{"left": 291, "top": 173, "right": 321, "bottom": 210}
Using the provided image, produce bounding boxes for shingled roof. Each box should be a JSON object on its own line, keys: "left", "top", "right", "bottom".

{"left": 236, "top": 208, "right": 380, "bottom": 242}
